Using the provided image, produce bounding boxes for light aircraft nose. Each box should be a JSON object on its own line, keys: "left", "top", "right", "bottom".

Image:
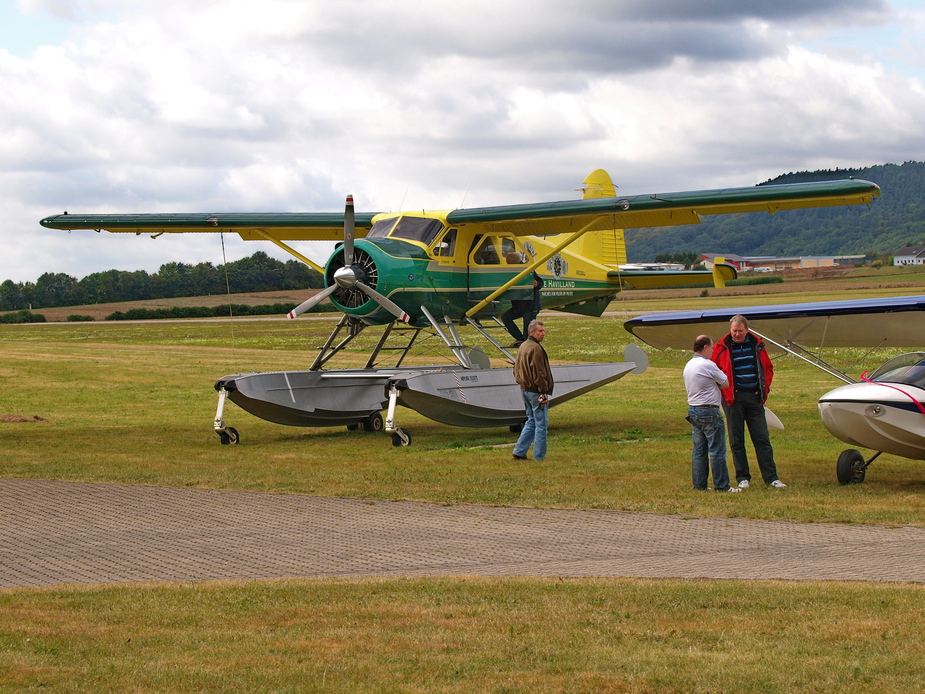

{"left": 819, "top": 382, "right": 925, "bottom": 460}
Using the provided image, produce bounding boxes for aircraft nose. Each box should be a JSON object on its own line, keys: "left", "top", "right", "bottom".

{"left": 333, "top": 265, "right": 358, "bottom": 288}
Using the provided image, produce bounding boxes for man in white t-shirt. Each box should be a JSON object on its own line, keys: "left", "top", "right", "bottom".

{"left": 682, "top": 335, "right": 740, "bottom": 492}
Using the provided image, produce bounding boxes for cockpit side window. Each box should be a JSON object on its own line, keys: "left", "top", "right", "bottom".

{"left": 433, "top": 228, "right": 457, "bottom": 257}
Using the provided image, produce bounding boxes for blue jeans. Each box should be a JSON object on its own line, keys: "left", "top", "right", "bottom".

{"left": 723, "top": 391, "right": 779, "bottom": 484}
{"left": 688, "top": 405, "right": 731, "bottom": 490}
{"left": 514, "top": 391, "right": 548, "bottom": 460}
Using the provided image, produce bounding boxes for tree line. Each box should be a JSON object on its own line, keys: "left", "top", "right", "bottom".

{"left": 0, "top": 251, "right": 324, "bottom": 311}
{"left": 625, "top": 161, "right": 925, "bottom": 262}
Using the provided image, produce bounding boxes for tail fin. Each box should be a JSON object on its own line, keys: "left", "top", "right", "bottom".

{"left": 711, "top": 257, "right": 737, "bottom": 287}
{"left": 570, "top": 169, "right": 626, "bottom": 264}
{"left": 579, "top": 169, "right": 618, "bottom": 199}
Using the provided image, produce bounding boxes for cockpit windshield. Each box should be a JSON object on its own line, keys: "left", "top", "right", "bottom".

{"left": 367, "top": 217, "right": 445, "bottom": 245}
{"left": 868, "top": 352, "right": 925, "bottom": 389}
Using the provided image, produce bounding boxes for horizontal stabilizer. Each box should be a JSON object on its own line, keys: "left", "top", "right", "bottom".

{"left": 608, "top": 262, "right": 737, "bottom": 290}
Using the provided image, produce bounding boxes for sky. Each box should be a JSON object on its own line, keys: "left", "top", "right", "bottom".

{"left": 2, "top": 0, "right": 925, "bottom": 283}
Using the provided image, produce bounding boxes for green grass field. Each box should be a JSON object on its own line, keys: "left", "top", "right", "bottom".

{"left": 3, "top": 276, "right": 925, "bottom": 692}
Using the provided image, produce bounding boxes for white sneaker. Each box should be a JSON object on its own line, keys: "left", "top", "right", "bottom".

{"left": 726, "top": 487, "right": 742, "bottom": 493}
{"left": 770, "top": 480, "right": 787, "bottom": 488}
{"left": 738, "top": 480, "right": 750, "bottom": 489}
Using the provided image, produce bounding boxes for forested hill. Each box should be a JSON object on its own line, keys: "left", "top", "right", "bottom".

{"left": 624, "top": 161, "right": 925, "bottom": 262}
{"left": 0, "top": 251, "right": 323, "bottom": 312}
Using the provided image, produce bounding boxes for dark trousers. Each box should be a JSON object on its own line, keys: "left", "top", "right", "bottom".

{"left": 723, "top": 391, "right": 779, "bottom": 484}
{"left": 501, "top": 310, "right": 537, "bottom": 342}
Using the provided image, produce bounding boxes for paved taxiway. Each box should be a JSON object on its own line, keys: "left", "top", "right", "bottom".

{"left": 3, "top": 477, "right": 925, "bottom": 588}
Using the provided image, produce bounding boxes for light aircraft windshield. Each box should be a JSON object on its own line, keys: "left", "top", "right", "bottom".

{"left": 868, "top": 352, "right": 925, "bottom": 388}
{"left": 367, "top": 217, "right": 445, "bottom": 244}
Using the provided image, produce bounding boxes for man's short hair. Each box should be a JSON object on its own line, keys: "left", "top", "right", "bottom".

{"left": 527, "top": 319, "right": 544, "bottom": 335}
{"left": 730, "top": 314, "right": 749, "bottom": 329}
{"left": 693, "top": 335, "right": 714, "bottom": 352}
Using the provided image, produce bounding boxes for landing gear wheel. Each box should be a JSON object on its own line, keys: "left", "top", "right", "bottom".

{"left": 347, "top": 423, "right": 358, "bottom": 431}
{"left": 836, "top": 448, "right": 866, "bottom": 485}
{"left": 391, "top": 430, "right": 412, "bottom": 447}
{"left": 509, "top": 423, "right": 524, "bottom": 434}
{"left": 363, "top": 412, "right": 384, "bottom": 433}
{"left": 218, "top": 427, "right": 240, "bottom": 446}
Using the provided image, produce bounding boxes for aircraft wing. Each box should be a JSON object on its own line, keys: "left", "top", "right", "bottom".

{"left": 444, "top": 179, "right": 880, "bottom": 237}
{"left": 40, "top": 178, "right": 879, "bottom": 241}
{"left": 39, "top": 212, "right": 377, "bottom": 242}
{"left": 624, "top": 295, "right": 925, "bottom": 351}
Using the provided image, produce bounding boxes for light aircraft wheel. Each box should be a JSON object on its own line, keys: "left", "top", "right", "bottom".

{"left": 364, "top": 412, "right": 384, "bottom": 433}
{"left": 347, "top": 423, "right": 358, "bottom": 431}
{"left": 391, "top": 431, "right": 412, "bottom": 447}
{"left": 509, "top": 423, "right": 524, "bottom": 434}
{"left": 836, "top": 449, "right": 866, "bottom": 485}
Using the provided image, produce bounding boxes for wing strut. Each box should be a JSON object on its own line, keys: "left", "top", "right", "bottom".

{"left": 750, "top": 329, "right": 857, "bottom": 384}
{"left": 250, "top": 229, "right": 326, "bottom": 274}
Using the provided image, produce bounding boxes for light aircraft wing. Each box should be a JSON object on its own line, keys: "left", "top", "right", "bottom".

{"left": 624, "top": 295, "right": 925, "bottom": 351}
{"left": 38, "top": 212, "right": 376, "bottom": 242}
{"left": 40, "top": 179, "right": 879, "bottom": 241}
{"left": 443, "top": 179, "right": 880, "bottom": 237}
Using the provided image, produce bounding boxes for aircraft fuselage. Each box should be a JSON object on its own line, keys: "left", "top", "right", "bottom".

{"left": 324, "top": 211, "right": 625, "bottom": 325}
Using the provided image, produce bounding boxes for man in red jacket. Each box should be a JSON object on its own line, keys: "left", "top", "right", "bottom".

{"left": 711, "top": 315, "right": 786, "bottom": 489}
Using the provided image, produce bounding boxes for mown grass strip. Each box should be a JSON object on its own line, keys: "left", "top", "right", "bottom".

{"left": 2, "top": 577, "right": 924, "bottom": 693}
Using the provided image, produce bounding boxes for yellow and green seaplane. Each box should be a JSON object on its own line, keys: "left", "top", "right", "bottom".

{"left": 40, "top": 170, "right": 880, "bottom": 446}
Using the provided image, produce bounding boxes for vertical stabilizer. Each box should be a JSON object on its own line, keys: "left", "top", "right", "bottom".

{"left": 570, "top": 169, "right": 626, "bottom": 265}
{"left": 712, "top": 256, "right": 727, "bottom": 288}
{"left": 580, "top": 169, "right": 617, "bottom": 199}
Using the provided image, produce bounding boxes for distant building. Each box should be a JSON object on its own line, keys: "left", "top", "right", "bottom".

{"left": 894, "top": 246, "right": 925, "bottom": 266}
{"left": 701, "top": 253, "right": 865, "bottom": 272}
{"left": 699, "top": 253, "right": 750, "bottom": 271}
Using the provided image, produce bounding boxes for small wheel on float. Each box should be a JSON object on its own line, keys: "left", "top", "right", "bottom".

{"left": 347, "top": 423, "right": 358, "bottom": 431}
{"left": 509, "top": 423, "right": 524, "bottom": 434}
{"left": 391, "top": 430, "right": 412, "bottom": 447}
{"left": 836, "top": 448, "right": 866, "bottom": 485}
{"left": 218, "top": 427, "right": 240, "bottom": 445}
{"left": 365, "top": 412, "right": 384, "bottom": 433}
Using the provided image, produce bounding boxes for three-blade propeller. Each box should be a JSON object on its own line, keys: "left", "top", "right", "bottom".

{"left": 287, "top": 196, "right": 411, "bottom": 323}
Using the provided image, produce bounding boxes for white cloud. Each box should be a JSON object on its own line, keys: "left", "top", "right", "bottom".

{"left": 1, "top": 0, "right": 924, "bottom": 282}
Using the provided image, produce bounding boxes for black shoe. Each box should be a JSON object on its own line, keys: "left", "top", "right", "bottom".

{"left": 512, "top": 454, "right": 529, "bottom": 460}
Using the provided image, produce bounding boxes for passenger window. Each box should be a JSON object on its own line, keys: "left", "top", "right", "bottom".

{"left": 474, "top": 237, "right": 501, "bottom": 265}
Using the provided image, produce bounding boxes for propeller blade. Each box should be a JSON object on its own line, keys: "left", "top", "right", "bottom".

{"left": 343, "top": 194, "right": 355, "bottom": 267}
{"left": 287, "top": 284, "right": 338, "bottom": 319}
{"left": 356, "top": 281, "right": 411, "bottom": 323}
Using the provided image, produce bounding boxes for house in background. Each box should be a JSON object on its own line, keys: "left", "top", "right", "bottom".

{"left": 894, "top": 246, "right": 925, "bottom": 266}
{"left": 701, "top": 253, "right": 866, "bottom": 272}
{"left": 699, "top": 253, "right": 750, "bottom": 271}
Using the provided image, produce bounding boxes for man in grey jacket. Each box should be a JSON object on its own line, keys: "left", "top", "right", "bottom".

{"left": 512, "top": 320, "right": 554, "bottom": 461}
